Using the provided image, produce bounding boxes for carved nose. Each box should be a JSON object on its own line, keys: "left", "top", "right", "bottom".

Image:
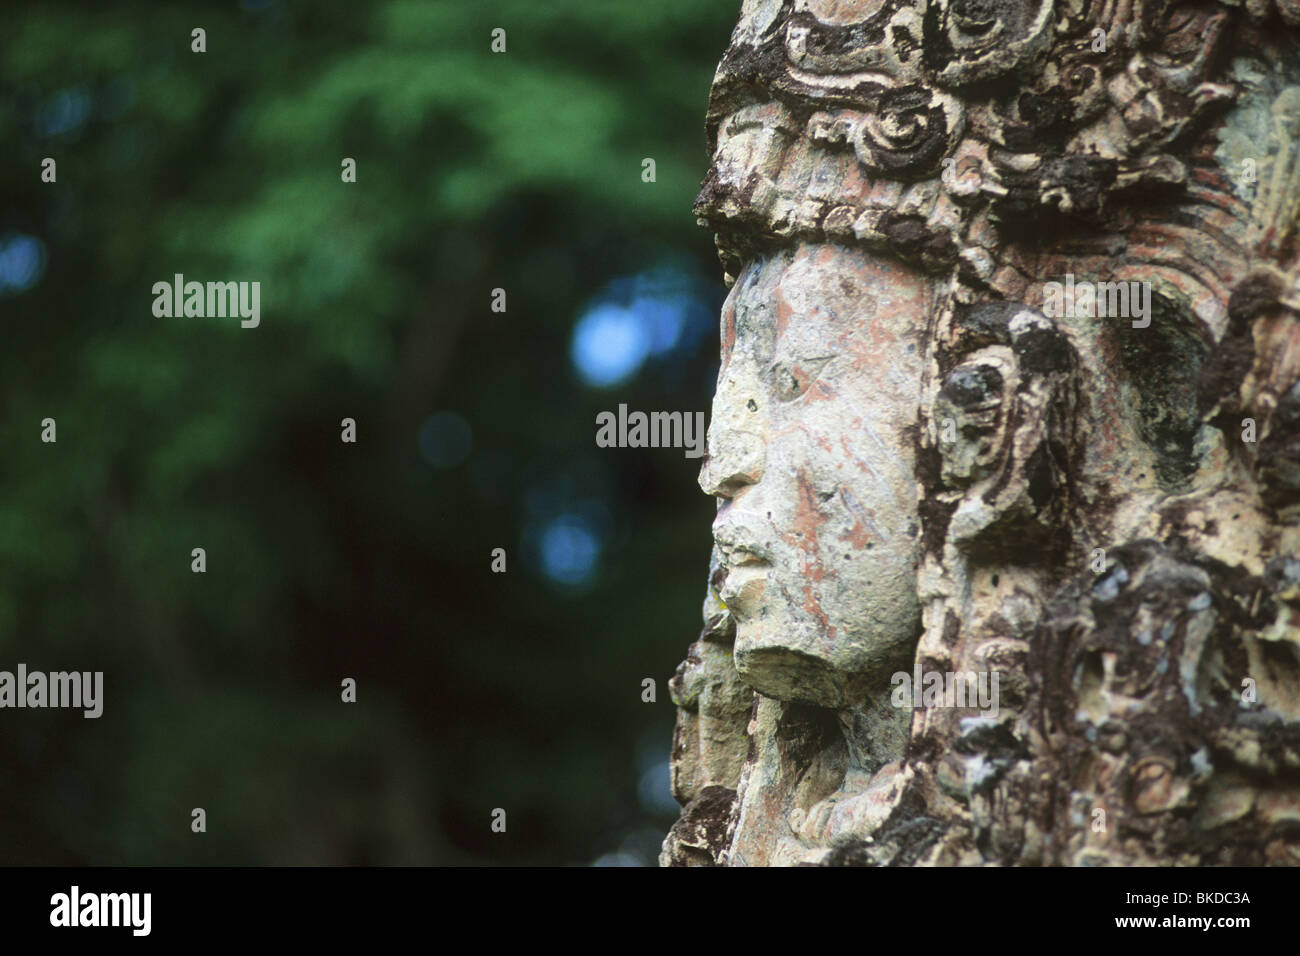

{"left": 699, "top": 427, "right": 765, "bottom": 499}
{"left": 699, "top": 360, "right": 767, "bottom": 498}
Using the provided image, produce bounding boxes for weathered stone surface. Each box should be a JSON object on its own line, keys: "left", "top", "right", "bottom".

{"left": 665, "top": 0, "right": 1300, "bottom": 866}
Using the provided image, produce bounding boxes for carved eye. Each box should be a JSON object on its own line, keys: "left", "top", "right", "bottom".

{"left": 950, "top": 0, "right": 999, "bottom": 35}
{"left": 940, "top": 364, "right": 1003, "bottom": 410}
{"left": 771, "top": 358, "right": 831, "bottom": 402}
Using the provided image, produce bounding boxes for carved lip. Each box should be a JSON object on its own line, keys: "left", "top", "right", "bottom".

{"left": 725, "top": 548, "right": 770, "bottom": 568}
{"left": 717, "top": 539, "right": 772, "bottom": 618}
{"left": 719, "top": 560, "right": 769, "bottom": 618}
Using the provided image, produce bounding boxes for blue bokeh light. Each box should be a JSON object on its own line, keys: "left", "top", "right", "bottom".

{"left": 638, "top": 759, "right": 677, "bottom": 814}
{"left": 0, "top": 234, "right": 47, "bottom": 295}
{"left": 637, "top": 293, "right": 687, "bottom": 356}
{"left": 36, "top": 87, "right": 93, "bottom": 138}
{"left": 538, "top": 513, "right": 601, "bottom": 587}
{"left": 417, "top": 411, "right": 472, "bottom": 470}
{"left": 570, "top": 263, "right": 713, "bottom": 388}
{"left": 570, "top": 303, "right": 648, "bottom": 387}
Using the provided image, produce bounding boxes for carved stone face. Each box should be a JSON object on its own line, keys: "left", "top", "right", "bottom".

{"left": 700, "top": 242, "right": 929, "bottom": 707}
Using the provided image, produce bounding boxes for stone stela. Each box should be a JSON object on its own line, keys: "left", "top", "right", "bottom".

{"left": 662, "top": 0, "right": 1300, "bottom": 867}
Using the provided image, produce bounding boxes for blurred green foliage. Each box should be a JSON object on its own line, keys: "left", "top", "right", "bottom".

{"left": 0, "top": 0, "right": 736, "bottom": 864}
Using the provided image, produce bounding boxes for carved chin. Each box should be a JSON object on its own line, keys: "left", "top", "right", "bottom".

{"left": 733, "top": 637, "right": 850, "bottom": 708}
{"left": 732, "top": 607, "right": 920, "bottom": 709}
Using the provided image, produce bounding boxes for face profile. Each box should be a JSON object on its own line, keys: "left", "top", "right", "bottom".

{"left": 699, "top": 242, "right": 931, "bottom": 708}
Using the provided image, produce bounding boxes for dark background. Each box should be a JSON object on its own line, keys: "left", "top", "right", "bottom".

{"left": 0, "top": 0, "right": 737, "bottom": 865}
